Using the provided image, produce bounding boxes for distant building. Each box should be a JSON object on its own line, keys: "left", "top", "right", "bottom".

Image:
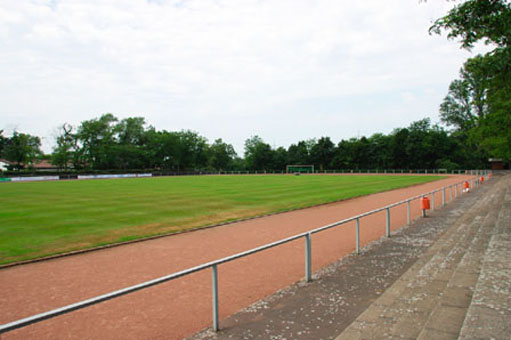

{"left": 0, "top": 159, "right": 12, "bottom": 171}
{"left": 489, "top": 158, "right": 505, "bottom": 170}
{"left": 0, "top": 159, "right": 60, "bottom": 171}
{"left": 32, "top": 159, "right": 59, "bottom": 171}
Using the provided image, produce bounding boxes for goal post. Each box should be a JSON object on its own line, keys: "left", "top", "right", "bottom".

{"left": 286, "top": 164, "right": 315, "bottom": 174}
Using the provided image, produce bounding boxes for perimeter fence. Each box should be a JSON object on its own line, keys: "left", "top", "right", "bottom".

{"left": 0, "top": 172, "right": 491, "bottom": 334}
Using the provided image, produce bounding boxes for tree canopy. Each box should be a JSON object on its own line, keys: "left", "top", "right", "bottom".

{"left": 1, "top": 131, "right": 42, "bottom": 170}
{"left": 432, "top": 0, "right": 511, "bottom": 161}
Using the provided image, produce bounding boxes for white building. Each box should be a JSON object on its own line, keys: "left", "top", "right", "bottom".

{"left": 0, "top": 159, "right": 11, "bottom": 171}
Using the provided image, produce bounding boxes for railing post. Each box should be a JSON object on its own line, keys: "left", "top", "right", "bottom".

{"left": 305, "top": 233, "right": 312, "bottom": 282}
{"left": 455, "top": 184, "right": 458, "bottom": 198}
{"left": 356, "top": 218, "right": 360, "bottom": 254}
{"left": 407, "top": 200, "right": 411, "bottom": 224}
{"left": 386, "top": 208, "right": 391, "bottom": 237}
{"left": 212, "top": 265, "right": 219, "bottom": 332}
{"left": 442, "top": 187, "right": 446, "bottom": 206}
{"left": 431, "top": 192, "right": 435, "bottom": 211}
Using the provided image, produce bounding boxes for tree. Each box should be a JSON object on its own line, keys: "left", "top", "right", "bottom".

{"left": 76, "top": 113, "right": 119, "bottom": 169}
{"left": 287, "top": 140, "right": 314, "bottom": 165}
{"left": 310, "top": 137, "right": 335, "bottom": 171}
{"left": 431, "top": 0, "right": 511, "bottom": 163}
{"left": 367, "top": 133, "right": 392, "bottom": 169}
{"left": 273, "top": 147, "right": 289, "bottom": 171}
{"left": 439, "top": 56, "right": 490, "bottom": 134}
{"left": 209, "top": 138, "right": 237, "bottom": 171}
{"left": 0, "top": 130, "right": 6, "bottom": 158}
{"left": 390, "top": 128, "right": 410, "bottom": 169}
{"left": 177, "top": 130, "right": 209, "bottom": 170}
{"left": 244, "top": 136, "right": 274, "bottom": 170}
{"left": 3, "top": 131, "right": 42, "bottom": 170}
{"left": 114, "top": 117, "right": 150, "bottom": 169}
{"left": 430, "top": 0, "right": 511, "bottom": 50}
{"left": 52, "top": 123, "right": 77, "bottom": 170}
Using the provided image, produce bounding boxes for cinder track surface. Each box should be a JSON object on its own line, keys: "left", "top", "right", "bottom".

{"left": 0, "top": 175, "right": 471, "bottom": 340}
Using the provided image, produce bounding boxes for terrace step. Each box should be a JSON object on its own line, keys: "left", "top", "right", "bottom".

{"left": 458, "top": 178, "right": 511, "bottom": 339}
{"left": 335, "top": 178, "right": 507, "bottom": 340}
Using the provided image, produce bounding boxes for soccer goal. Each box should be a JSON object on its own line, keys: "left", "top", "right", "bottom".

{"left": 286, "top": 164, "right": 315, "bottom": 174}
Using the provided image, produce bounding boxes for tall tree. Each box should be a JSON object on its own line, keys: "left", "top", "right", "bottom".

{"left": 430, "top": 0, "right": 511, "bottom": 49}
{"left": 439, "top": 56, "right": 491, "bottom": 134}
{"left": 244, "top": 135, "right": 274, "bottom": 170}
{"left": 287, "top": 140, "right": 314, "bottom": 165}
{"left": 0, "top": 130, "right": 6, "bottom": 158}
{"left": 52, "top": 123, "right": 77, "bottom": 170}
{"left": 390, "top": 128, "right": 410, "bottom": 169}
{"left": 208, "top": 138, "right": 237, "bottom": 171}
{"left": 431, "top": 0, "right": 511, "bottom": 163}
{"left": 114, "top": 117, "right": 150, "bottom": 169}
{"left": 76, "top": 113, "right": 118, "bottom": 169}
{"left": 310, "top": 137, "right": 335, "bottom": 171}
{"left": 3, "top": 131, "right": 42, "bottom": 170}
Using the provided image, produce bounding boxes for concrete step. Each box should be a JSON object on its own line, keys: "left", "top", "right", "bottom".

{"left": 416, "top": 190, "right": 502, "bottom": 340}
{"left": 335, "top": 179, "right": 507, "bottom": 340}
{"left": 458, "top": 178, "right": 511, "bottom": 339}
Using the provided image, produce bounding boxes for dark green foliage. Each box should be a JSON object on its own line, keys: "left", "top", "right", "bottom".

{"left": 244, "top": 136, "right": 274, "bottom": 171}
{"left": 209, "top": 139, "right": 236, "bottom": 170}
{"left": 430, "top": 0, "right": 511, "bottom": 49}
{"left": 43, "top": 113, "right": 493, "bottom": 172}
{"left": 2, "top": 131, "right": 42, "bottom": 170}
{"left": 432, "top": 0, "right": 511, "bottom": 164}
{"left": 48, "top": 114, "right": 236, "bottom": 172}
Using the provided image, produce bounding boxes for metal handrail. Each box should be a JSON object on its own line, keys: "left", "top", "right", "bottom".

{"left": 0, "top": 173, "right": 489, "bottom": 334}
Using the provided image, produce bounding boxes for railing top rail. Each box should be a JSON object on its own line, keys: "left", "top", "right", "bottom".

{"left": 0, "top": 177, "right": 475, "bottom": 334}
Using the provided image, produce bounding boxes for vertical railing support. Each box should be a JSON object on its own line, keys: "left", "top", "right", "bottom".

{"left": 442, "top": 187, "right": 446, "bottom": 206}
{"left": 356, "top": 218, "right": 360, "bottom": 255}
{"left": 212, "top": 265, "right": 219, "bottom": 332}
{"left": 431, "top": 192, "right": 435, "bottom": 211}
{"left": 305, "top": 233, "right": 312, "bottom": 282}
{"left": 386, "top": 208, "right": 391, "bottom": 237}
{"left": 407, "top": 200, "right": 411, "bottom": 225}
{"left": 455, "top": 184, "right": 458, "bottom": 198}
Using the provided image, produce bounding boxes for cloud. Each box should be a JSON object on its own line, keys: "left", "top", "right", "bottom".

{"left": 0, "top": 0, "right": 487, "bottom": 154}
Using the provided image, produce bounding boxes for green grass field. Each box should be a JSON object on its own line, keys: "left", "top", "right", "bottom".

{"left": 0, "top": 174, "right": 443, "bottom": 264}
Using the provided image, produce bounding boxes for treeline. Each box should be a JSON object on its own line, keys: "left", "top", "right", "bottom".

{"left": 0, "top": 114, "right": 490, "bottom": 173}
{"left": 244, "top": 118, "right": 487, "bottom": 171}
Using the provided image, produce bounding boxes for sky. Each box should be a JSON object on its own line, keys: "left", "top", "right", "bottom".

{"left": 0, "top": 0, "right": 488, "bottom": 155}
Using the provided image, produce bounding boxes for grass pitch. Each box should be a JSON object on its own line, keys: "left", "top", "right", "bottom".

{"left": 0, "top": 174, "right": 442, "bottom": 264}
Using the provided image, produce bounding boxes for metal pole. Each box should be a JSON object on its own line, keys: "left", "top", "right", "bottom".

{"left": 305, "top": 233, "right": 312, "bottom": 282}
{"left": 212, "top": 265, "right": 219, "bottom": 332}
{"left": 407, "top": 200, "right": 411, "bottom": 225}
{"left": 386, "top": 208, "right": 391, "bottom": 237}
{"left": 356, "top": 218, "right": 360, "bottom": 254}
{"left": 431, "top": 192, "right": 435, "bottom": 211}
{"left": 442, "top": 187, "right": 446, "bottom": 206}
{"left": 455, "top": 184, "right": 458, "bottom": 198}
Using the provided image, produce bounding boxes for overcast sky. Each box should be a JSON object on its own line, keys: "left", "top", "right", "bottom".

{"left": 0, "top": 0, "right": 487, "bottom": 155}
